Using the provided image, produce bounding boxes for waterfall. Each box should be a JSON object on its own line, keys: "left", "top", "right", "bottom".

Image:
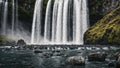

{"left": 11, "top": 0, "right": 18, "bottom": 37}
{"left": 52, "top": 0, "right": 59, "bottom": 42}
{"left": 81, "top": 0, "right": 89, "bottom": 42}
{"left": 2, "top": 0, "right": 8, "bottom": 35}
{"left": 56, "top": 0, "right": 64, "bottom": 43}
{"left": 74, "top": 0, "right": 82, "bottom": 44}
{"left": 15, "top": 0, "right": 18, "bottom": 32}
{"left": 62, "top": 0, "right": 69, "bottom": 43}
{"left": 11, "top": 0, "right": 15, "bottom": 36}
{"left": 31, "top": 0, "right": 43, "bottom": 44}
{"left": 31, "top": 0, "right": 89, "bottom": 45}
{"left": 44, "top": 0, "right": 52, "bottom": 41}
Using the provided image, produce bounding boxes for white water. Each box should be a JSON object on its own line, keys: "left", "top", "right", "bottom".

{"left": 2, "top": 0, "right": 19, "bottom": 37}
{"left": 31, "top": 0, "right": 89, "bottom": 45}
{"left": 15, "top": 0, "right": 18, "bottom": 32}
{"left": 11, "top": 0, "right": 15, "bottom": 36}
{"left": 44, "top": 0, "right": 52, "bottom": 41}
{"left": 62, "top": 0, "right": 69, "bottom": 43}
{"left": 56, "top": 0, "right": 64, "bottom": 42}
{"left": 2, "top": 0, "right": 8, "bottom": 35}
{"left": 74, "top": 0, "right": 82, "bottom": 44}
{"left": 51, "top": 0, "right": 59, "bottom": 42}
{"left": 31, "top": 0, "right": 43, "bottom": 44}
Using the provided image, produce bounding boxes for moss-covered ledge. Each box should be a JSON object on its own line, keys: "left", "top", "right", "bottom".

{"left": 84, "top": 6, "right": 120, "bottom": 45}
{"left": 0, "top": 35, "right": 16, "bottom": 46}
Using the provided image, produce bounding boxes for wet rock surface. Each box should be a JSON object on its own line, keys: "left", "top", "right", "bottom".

{"left": 66, "top": 56, "right": 85, "bottom": 65}
{"left": 88, "top": 53, "right": 107, "bottom": 62}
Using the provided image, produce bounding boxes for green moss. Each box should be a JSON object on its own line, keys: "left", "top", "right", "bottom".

{"left": 0, "top": 35, "right": 16, "bottom": 45}
{"left": 84, "top": 6, "right": 120, "bottom": 45}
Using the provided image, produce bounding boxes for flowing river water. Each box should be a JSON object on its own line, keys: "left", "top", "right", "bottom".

{"left": 0, "top": 46, "right": 119, "bottom": 68}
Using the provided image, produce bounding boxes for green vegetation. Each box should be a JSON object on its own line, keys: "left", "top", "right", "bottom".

{"left": 0, "top": 35, "right": 16, "bottom": 45}
{"left": 84, "top": 6, "right": 120, "bottom": 45}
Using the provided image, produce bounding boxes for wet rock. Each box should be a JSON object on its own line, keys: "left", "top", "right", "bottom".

{"left": 114, "top": 52, "right": 120, "bottom": 60}
{"left": 43, "top": 52, "right": 53, "bottom": 58}
{"left": 88, "top": 53, "right": 107, "bottom": 62}
{"left": 34, "top": 50, "right": 43, "bottom": 53}
{"left": 116, "top": 56, "right": 120, "bottom": 68}
{"left": 108, "top": 61, "right": 116, "bottom": 67}
{"left": 66, "top": 56, "right": 85, "bottom": 66}
{"left": 17, "top": 39, "right": 26, "bottom": 46}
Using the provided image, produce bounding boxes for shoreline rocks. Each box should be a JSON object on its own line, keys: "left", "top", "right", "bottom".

{"left": 88, "top": 53, "right": 107, "bottom": 62}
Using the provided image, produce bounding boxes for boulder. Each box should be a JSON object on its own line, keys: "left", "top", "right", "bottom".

{"left": 108, "top": 61, "right": 116, "bottom": 67}
{"left": 66, "top": 56, "right": 85, "bottom": 65}
{"left": 17, "top": 39, "right": 26, "bottom": 46}
{"left": 88, "top": 53, "right": 107, "bottom": 62}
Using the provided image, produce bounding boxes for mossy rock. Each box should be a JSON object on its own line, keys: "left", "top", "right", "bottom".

{"left": 0, "top": 35, "right": 16, "bottom": 46}
{"left": 84, "top": 6, "right": 120, "bottom": 45}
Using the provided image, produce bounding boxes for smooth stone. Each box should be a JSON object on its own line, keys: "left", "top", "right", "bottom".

{"left": 66, "top": 56, "right": 85, "bottom": 66}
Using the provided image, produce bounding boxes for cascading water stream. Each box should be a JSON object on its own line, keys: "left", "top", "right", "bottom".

{"left": 31, "top": 0, "right": 43, "bottom": 44}
{"left": 11, "top": 0, "right": 15, "bottom": 36}
{"left": 44, "top": 0, "right": 52, "bottom": 41}
{"left": 55, "top": 0, "right": 64, "bottom": 43}
{"left": 81, "top": 0, "right": 89, "bottom": 42}
{"left": 31, "top": 0, "right": 89, "bottom": 45}
{"left": 62, "top": 0, "right": 69, "bottom": 43}
{"left": 51, "top": 0, "right": 59, "bottom": 42}
{"left": 74, "top": 0, "right": 82, "bottom": 44}
{"left": 2, "top": 0, "right": 8, "bottom": 35}
{"left": 15, "top": 0, "right": 18, "bottom": 32}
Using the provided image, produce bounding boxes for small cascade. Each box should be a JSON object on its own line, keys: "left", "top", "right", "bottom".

{"left": 15, "top": 0, "right": 18, "bottom": 32}
{"left": 44, "top": 0, "right": 52, "bottom": 41}
{"left": 31, "top": 0, "right": 43, "bottom": 44}
{"left": 11, "top": 0, "right": 15, "bottom": 36}
{"left": 2, "top": 0, "right": 8, "bottom": 35}
{"left": 31, "top": 0, "right": 89, "bottom": 45}
{"left": 1, "top": 0, "right": 19, "bottom": 36}
{"left": 55, "top": 0, "right": 64, "bottom": 43}
{"left": 51, "top": 0, "right": 59, "bottom": 42}
{"left": 62, "top": 0, "right": 69, "bottom": 43}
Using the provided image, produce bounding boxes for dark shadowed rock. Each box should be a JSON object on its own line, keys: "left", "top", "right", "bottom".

{"left": 17, "top": 39, "right": 26, "bottom": 46}
{"left": 116, "top": 56, "right": 120, "bottom": 68}
{"left": 88, "top": 53, "right": 107, "bottom": 62}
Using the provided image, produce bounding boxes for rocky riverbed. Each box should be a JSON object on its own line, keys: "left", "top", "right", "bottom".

{"left": 0, "top": 46, "right": 120, "bottom": 68}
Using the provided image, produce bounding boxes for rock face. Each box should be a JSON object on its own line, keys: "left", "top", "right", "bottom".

{"left": 66, "top": 56, "right": 85, "bottom": 65}
{"left": 88, "top": 53, "right": 107, "bottom": 62}
{"left": 89, "top": 0, "right": 120, "bottom": 26}
{"left": 84, "top": 6, "right": 120, "bottom": 45}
